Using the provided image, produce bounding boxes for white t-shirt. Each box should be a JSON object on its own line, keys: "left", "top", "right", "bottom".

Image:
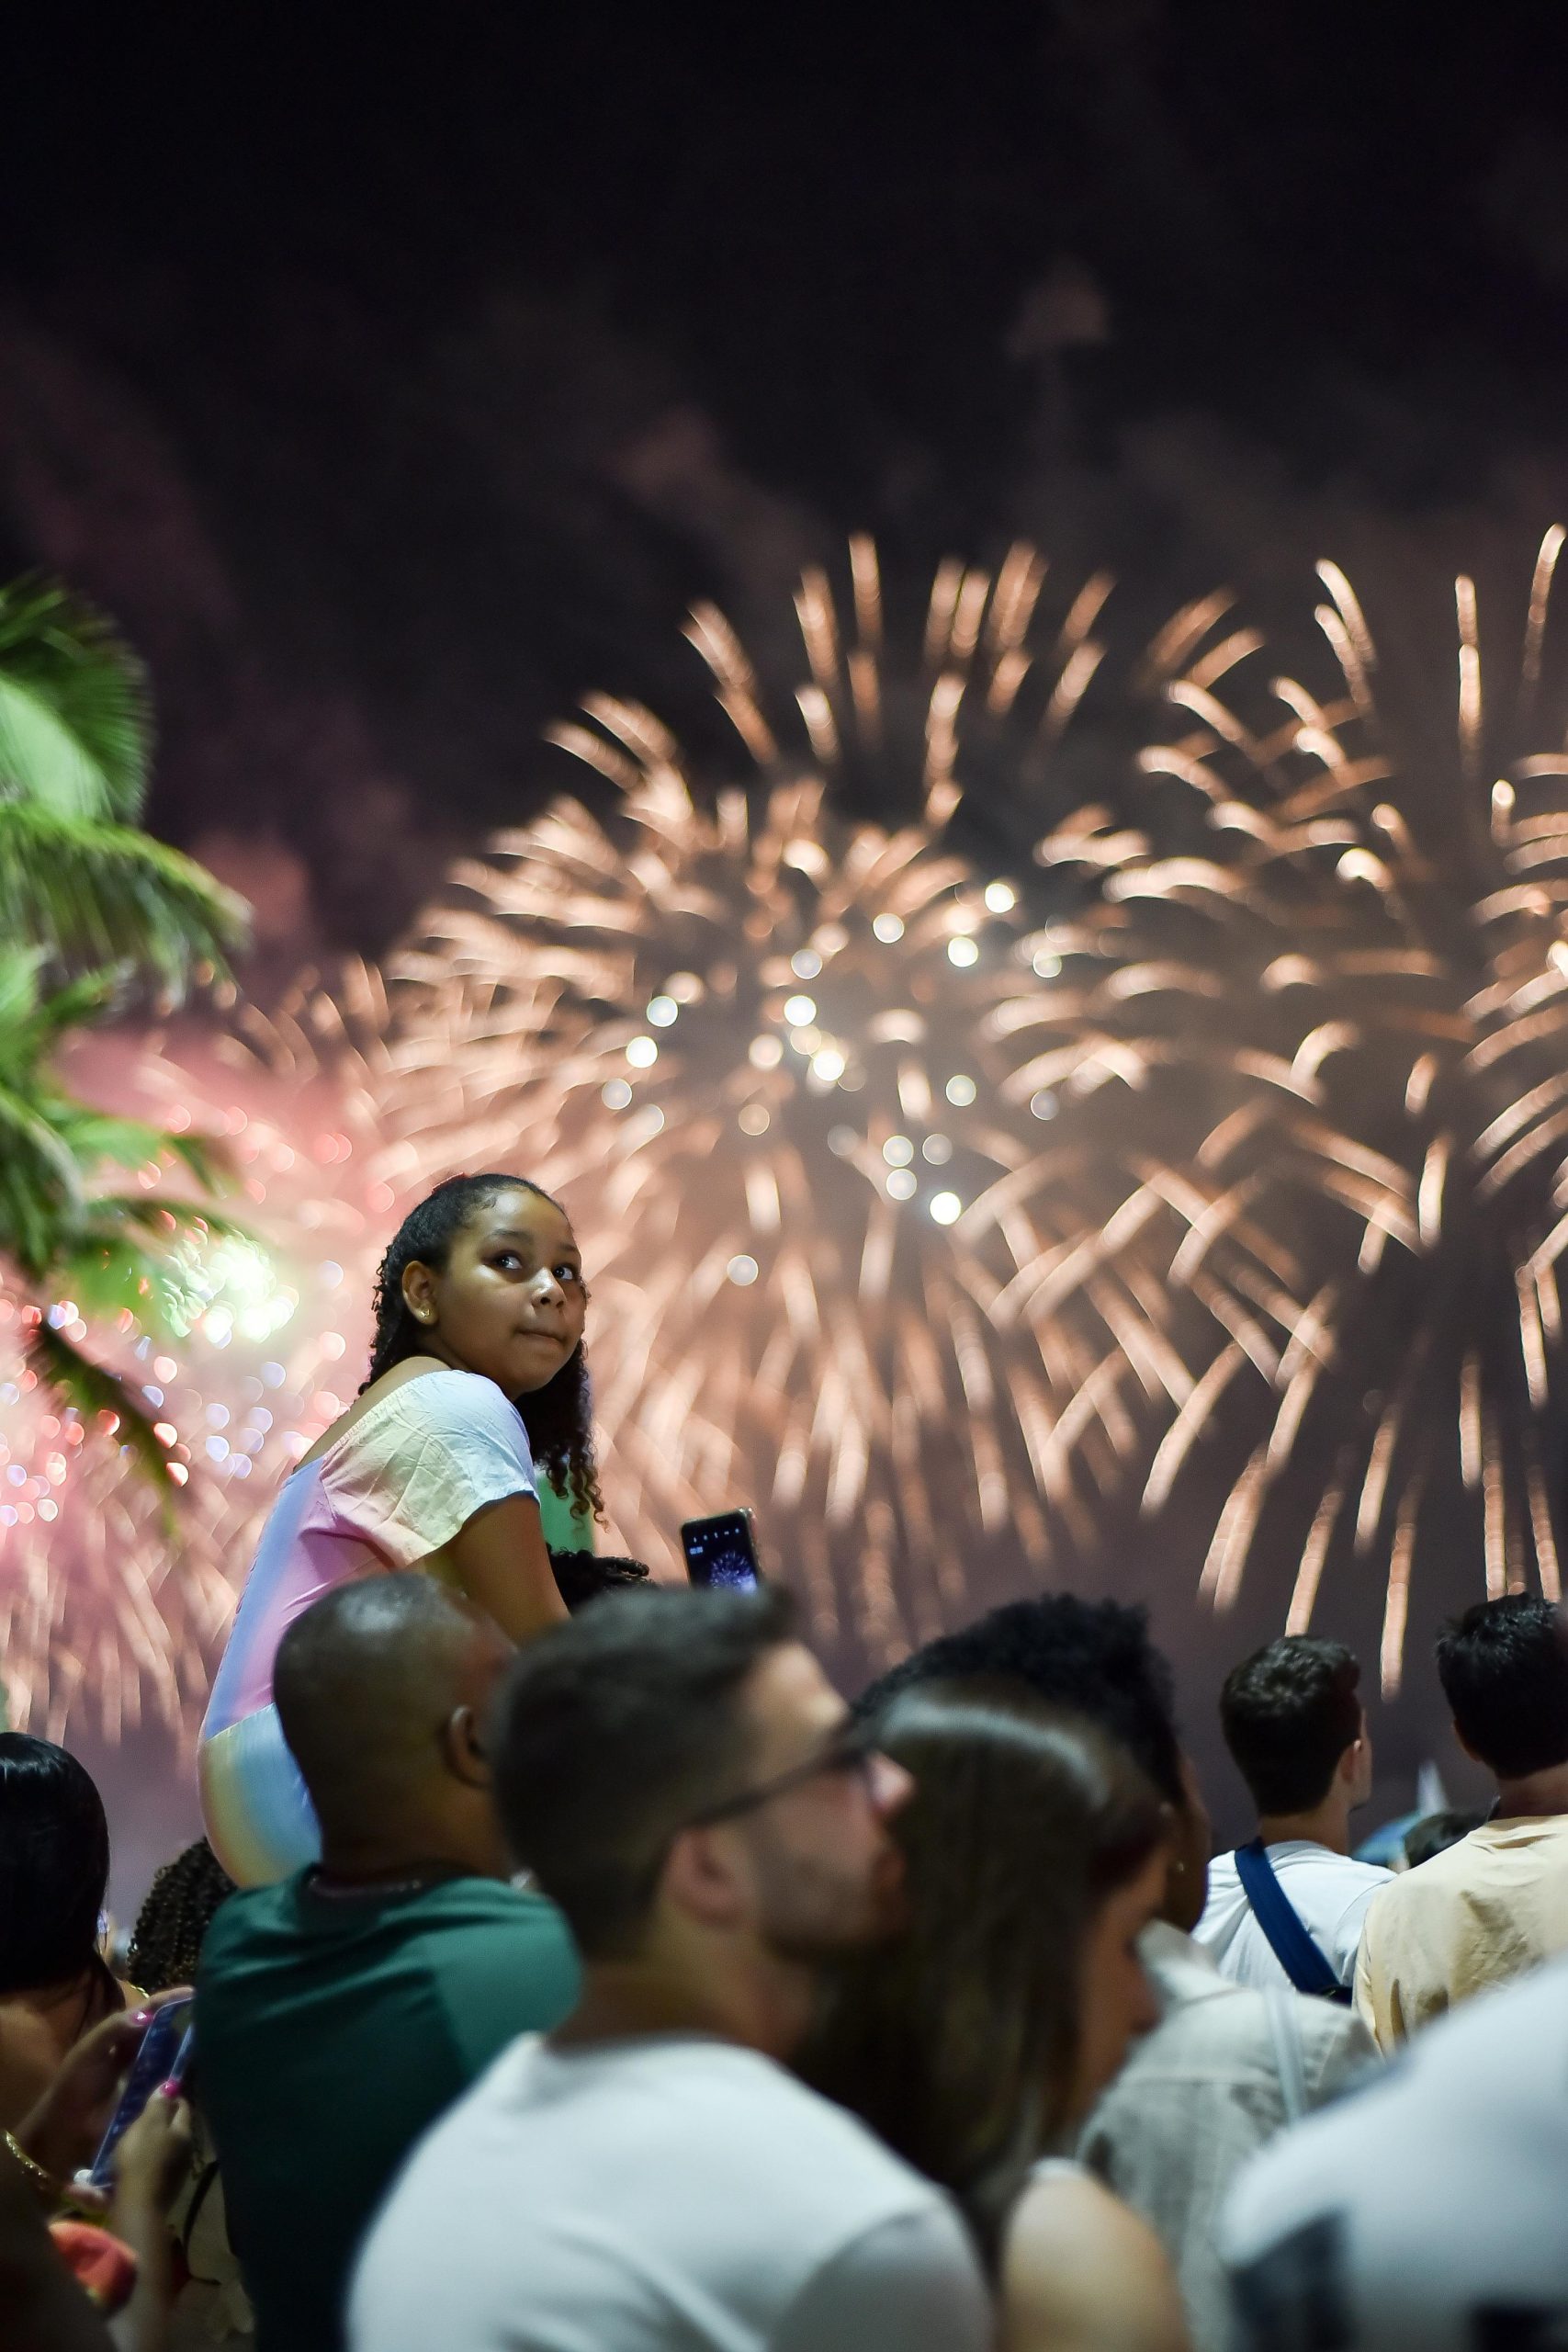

{"left": 1222, "top": 1951, "right": 1568, "bottom": 2349}
{"left": 1195, "top": 1842, "right": 1390, "bottom": 1992}
{"left": 348, "top": 2032, "right": 991, "bottom": 2352}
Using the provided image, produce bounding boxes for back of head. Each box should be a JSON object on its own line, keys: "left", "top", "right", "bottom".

{"left": 274, "top": 1574, "right": 498, "bottom": 1840}
{"left": 0, "top": 1735, "right": 110, "bottom": 1995}
{"left": 128, "top": 1840, "right": 237, "bottom": 1993}
{"left": 803, "top": 1680, "right": 1165, "bottom": 2211}
{"left": 491, "top": 1583, "right": 795, "bottom": 1957}
{"left": 1220, "top": 1636, "right": 1362, "bottom": 1815}
{"left": 863, "top": 1594, "right": 1185, "bottom": 1806}
{"left": 1402, "top": 1808, "right": 1487, "bottom": 1871}
{"left": 1435, "top": 1595, "right": 1568, "bottom": 1780}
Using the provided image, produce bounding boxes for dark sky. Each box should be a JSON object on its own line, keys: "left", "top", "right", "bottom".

{"left": 6, "top": 3, "right": 1568, "bottom": 961}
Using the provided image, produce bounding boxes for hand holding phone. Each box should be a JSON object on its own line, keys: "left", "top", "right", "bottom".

{"left": 681, "top": 1510, "right": 761, "bottom": 1591}
{"left": 87, "top": 1998, "right": 194, "bottom": 2193}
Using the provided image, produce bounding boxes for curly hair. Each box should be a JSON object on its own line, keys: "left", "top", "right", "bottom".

{"left": 547, "top": 1548, "right": 650, "bottom": 1611}
{"left": 128, "top": 1839, "right": 236, "bottom": 1993}
{"left": 860, "top": 1593, "right": 1186, "bottom": 1807}
{"left": 362, "top": 1172, "right": 603, "bottom": 1525}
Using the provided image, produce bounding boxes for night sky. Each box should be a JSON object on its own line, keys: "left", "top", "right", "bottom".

{"left": 7, "top": 6, "right": 1568, "bottom": 967}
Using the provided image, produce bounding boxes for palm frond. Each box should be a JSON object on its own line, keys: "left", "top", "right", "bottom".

{"left": 22, "top": 1318, "right": 176, "bottom": 1506}
{"left": 0, "top": 1078, "right": 85, "bottom": 1274}
{"left": 0, "top": 802, "right": 249, "bottom": 990}
{"left": 0, "top": 959, "right": 122, "bottom": 1080}
{"left": 46, "top": 1231, "right": 184, "bottom": 1332}
{"left": 0, "top": 577, "right": 150, "bottom": 821}
{"left": 85, "top": 1193, "right": 248, "bottom": 1243}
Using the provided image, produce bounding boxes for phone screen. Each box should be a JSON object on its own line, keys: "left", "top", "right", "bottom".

{"left": 89, "top": 1999, "right": 194, "bottom": 2191}
{"left": 682, "top": 1510, "right": 761, "bottom": 1591}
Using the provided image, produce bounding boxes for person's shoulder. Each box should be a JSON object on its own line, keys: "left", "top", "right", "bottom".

{"left": 1363, "top": 1833, "right": 1476, "bottom": 1929}
{"left": 409, "top": 1875, "right": 565, "bottom": 1929}
{"left": 412, "top": 1883, "right": 580, "bottom": 2037}
{"left": 643, "top": 2042, "right": 947, "bottom": 2208}
{"left": 1006, "top": 2169, "right": 1187, "bottom": 2352}
{"left": 197, "top": 1870, "right": 299, "bottom": 1959}
{"left": 1279, "top": 1842, "right": 1389, "bottom": 1887}
{"left": 387, "top": 1367, "right": 522, "bottom": 1441}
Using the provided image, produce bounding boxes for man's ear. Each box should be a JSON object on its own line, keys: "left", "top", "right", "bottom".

{"left": 443, "top": 1704, "right": 491, "bottom": 1790}
{"left": 661, "top": 1824, "right": 749, "bottom": 1933}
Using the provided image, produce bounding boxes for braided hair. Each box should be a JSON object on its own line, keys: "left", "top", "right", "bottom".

{"left": 127, "top": 1839, "right": 237, "bottom": 1993}
{"left": 362, "top": 1172, "right": 603, "bottom": 1526}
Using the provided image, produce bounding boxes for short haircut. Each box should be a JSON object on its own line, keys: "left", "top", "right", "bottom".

{"left": 491, "top": 1583, "right": 795, "bottom": 1958}
{"left": 1435, "top": 1594, "right": 1568, "bottom": 1779}
{"left": 274, "top": 1574, "right": 491, "bottom": 1833}
{"left": 1219, "top": 1637, "right": 1363, "bottom": 1815}
{"left": 1403, "top": 1808, "right": 1486, "bottom": 1871}
{"left": 862, "top": 1594, "right": 1185, "bottom": 1807}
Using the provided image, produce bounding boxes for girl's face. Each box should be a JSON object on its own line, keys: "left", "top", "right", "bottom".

{"left": 1063, "top": 1847, "right": 1168, "bottom": 2125}
{"left": 402, "top": 1188, "right": 588, "bottom": 1396}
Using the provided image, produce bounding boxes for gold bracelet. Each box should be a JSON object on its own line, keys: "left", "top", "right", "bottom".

{"left": 3, "top": 2128, "right": 65, "bottom": 2206}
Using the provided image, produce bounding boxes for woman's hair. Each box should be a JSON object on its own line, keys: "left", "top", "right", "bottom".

{"left": 363, "top": 1171, "right": 602, "bottom": 1523}
{"left": 799, "top": 1679, "right": 1166, "bottom": 2252}
{"left": 127, "top": 1839, "right": 236, "bottom": 1994}
{"left": 0, "top": 1735, "right": 113, "bottom": 1996}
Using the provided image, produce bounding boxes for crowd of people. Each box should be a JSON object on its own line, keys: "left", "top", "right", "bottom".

{"left": 6, "top": 1170, "right": 1568, "bottom": 2350}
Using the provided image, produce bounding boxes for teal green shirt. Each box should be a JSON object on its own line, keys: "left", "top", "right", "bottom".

{"left": 538, "top": 1476, "right": 595, "bottom": 1553}
{"left": 195, "top": 1871, "right": 579, "bottom": 2352}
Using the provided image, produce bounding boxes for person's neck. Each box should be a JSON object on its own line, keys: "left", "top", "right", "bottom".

{"left": 1490, "top": 1759, "right": 1568, "bottom": 1821}
{"left": 552, "top": 1946, "right": 815, "bottom": 2066}
{"left": 314, "top": 1819, "right": 506, "bottom": 1889}
{"left": 1255, "top": 1794, "right": 1353, "bottom": 1857}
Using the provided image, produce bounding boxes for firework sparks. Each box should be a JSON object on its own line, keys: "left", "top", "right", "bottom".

{"left": 1012, "top": 532, "right": 1568, "bottom": 1688}
{"left": 378, "top": 540, "right": 1217, "bottom": 1664}
{"left": 0, "top": 966, "right": 392, "bottom": 1738}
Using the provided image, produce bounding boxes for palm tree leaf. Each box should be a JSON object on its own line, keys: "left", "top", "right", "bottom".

{"left": 85, "top": 1193, "right": 249, "bottom": 1244}
{"left": 0, "top": 1078, "right": 85, "bottom": 1273}
{"left": 0, "top": 802, "right": 248, "bottom": 989}
{"left": 47, "top": 1231, "right": 189, "bottom": 1333}
{"left": 0, "top": 577, "right": 150, "bottom": 821}
{"left": 0, "top": 943, "right": 47, "bottom": 1038}
{"left": 42, "top": 1114, "right": 236, "bottom": 1215}
{"left": 0, "top": 961, "right": 122, "bottom": 1080}
{"left": 22, "top": 1318, "right": 176, "bottom": 1508}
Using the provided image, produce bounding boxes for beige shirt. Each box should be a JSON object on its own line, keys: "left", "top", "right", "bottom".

{"left": 1354, "top": 1813, "right": 1568, "bottom": 2050}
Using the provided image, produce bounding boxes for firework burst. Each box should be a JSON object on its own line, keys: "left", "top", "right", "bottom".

{"left": 1014, "top": 529, "right": 1568, "bottom": 1687}
{"left": 0, "top": 966, "right": 392, "bottom": 1738}
{"left": 378, "top": 539, "right": 1213, "bottom": 1664}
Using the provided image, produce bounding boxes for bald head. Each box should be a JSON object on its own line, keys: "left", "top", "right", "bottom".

{"left": 275, "top": 1575, "right": 511, "bottom": 1869}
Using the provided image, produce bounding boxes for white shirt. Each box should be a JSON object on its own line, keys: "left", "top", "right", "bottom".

{"left": 1223, "top": 1952, "right": 1568, "bottom": 2349}
{"left": 1079, "top": 1923, "right": 1377, "bottom": 2352}
{"left": 1195, "top": 1841, "right": 1390, "bottom": 1992}
{"left": 348, "top": 2032, "right": 991, "bottom": 2352}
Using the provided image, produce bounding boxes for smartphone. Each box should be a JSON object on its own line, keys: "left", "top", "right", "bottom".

{"left": 682, "top": 1509, "right": 761, "bottom": 1592}
{"left": 88, "top": 1998, "right": 194, "bottom": 2192}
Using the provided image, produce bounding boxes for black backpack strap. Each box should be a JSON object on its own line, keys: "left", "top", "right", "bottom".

{"left": 1234, "top": 1839, "right": 1351, "bottom": 2004}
